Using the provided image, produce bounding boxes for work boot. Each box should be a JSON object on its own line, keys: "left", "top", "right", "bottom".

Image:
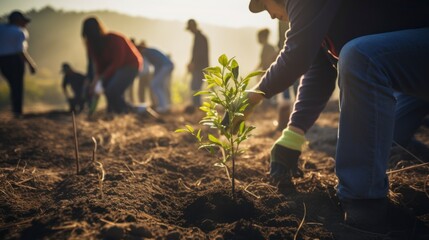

{"left": 340, "top": 198, "right": 429, "bottom": 239}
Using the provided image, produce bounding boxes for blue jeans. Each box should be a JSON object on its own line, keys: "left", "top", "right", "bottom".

{"left": 393, "top": 92, "right": 429, "bottom": 146}
{"left": 151, "top": 63, "right": 173, "bottom": 111}
{"left": 104, "top": 66, "right": 138, "bottom": 113}
{"left": 336, "top": 28, "right": 429, "bottom": 200}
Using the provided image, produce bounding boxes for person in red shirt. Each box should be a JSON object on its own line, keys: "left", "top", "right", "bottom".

{"left": 81, "top": 17, "right": 142, "bottom": 114}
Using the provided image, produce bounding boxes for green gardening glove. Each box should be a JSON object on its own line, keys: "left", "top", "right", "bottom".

{"left": 270, "top": 127, "right": 306, "bottom": 186}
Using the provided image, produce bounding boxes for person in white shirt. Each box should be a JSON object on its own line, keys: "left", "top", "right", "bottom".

{"left": 0, "top": 10, "right": 37, "bottom": 118}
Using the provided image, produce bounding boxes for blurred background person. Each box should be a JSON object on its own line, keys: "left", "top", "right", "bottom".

{"left": 255, "top": 28, "right": 278, "bottom": 108}
{"left": 136, "top": 41, "right": 154, "bottom": 105}
{"left": 61, "top": 62, "right": 88, "bottom": 114}
{"left": 185, "top": 19, "right": 209, "bottom": 113}
{"left": 256, "top": 28, "right": 277, "bottom": 73}
{"left": 81, "top": 16, "right": 142, "bottom": 114}
{"left": 0, "top": 10, "right": 37, "bottom": 118}
{"left": 276, "top": 20, "right": 299, "bottom": 132}
{"left": 137, "top": 41, "right": 174, "bottom": 114}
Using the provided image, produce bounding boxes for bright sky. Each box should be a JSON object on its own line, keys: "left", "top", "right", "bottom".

{"left": 0, "top": 0, "right": 276, "bottom": 29}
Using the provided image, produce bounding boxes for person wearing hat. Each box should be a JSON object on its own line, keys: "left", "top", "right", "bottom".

{"left": 61, "top": 63, "right": 88, "bottom": 113}
{"left": 185, "top": 19, "right": 209, "bottom": 113}
{"left": 232, "top": 0, "right": 429, "bottom": 237}
{"left": 0, "top": 10, "right": 37, "bottom": 118}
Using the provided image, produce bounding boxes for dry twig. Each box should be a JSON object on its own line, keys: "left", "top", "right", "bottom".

{"left": 123, "top": 163, "right": 135, "bottom": 178}
{"left": 294, "top": 203, "right": 307, "bottom": 240}
{"left": 387, "top": 162, "right": 429, "bottom": 174}
{"left": 72, "top": 111, "right": 80, "bottom": 174}
{"left": 94, "top": 161, "right": 105, "bottom": 199}
{"left": 92, "top": 137, "right": 97, "bottom": 162}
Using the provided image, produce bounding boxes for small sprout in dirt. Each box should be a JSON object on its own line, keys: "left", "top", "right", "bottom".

{"left": 176, "top": 54, "right": 264, "bottom": 198}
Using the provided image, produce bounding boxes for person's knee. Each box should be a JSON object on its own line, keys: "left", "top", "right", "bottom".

{"left": 339, "top": 38, "right": 372, "bottom": 75}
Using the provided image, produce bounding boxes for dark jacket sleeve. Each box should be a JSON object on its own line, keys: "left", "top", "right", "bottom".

{"left": 258, "top": 0, "right": 340, "bottom": 98}
{"left": 289, "top": 48, "right": 338, "bottom": 133}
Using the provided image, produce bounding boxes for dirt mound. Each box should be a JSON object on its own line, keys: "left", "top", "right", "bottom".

{"left": 0, "top": 103, "right": 428, "bottom": 239}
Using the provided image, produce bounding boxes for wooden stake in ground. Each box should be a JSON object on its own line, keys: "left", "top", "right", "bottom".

{"left": 72, "top": 111, "right": 80, "bottom": 174}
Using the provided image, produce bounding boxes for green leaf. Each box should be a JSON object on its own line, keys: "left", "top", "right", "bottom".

{"left": 204, "top": 66, "right": 221, "bottom": 73}
{"left": 194, "top": 90, "right": 211, "bottom": 96}
{"left": 218, "top": 54, "right": 228, "bottom": 67}
{"left": 244, "top": 70, "right": 265, "bottom": 80}
{"left": 231, "top": 59, "right": 239, "bottom": 79}
{"left": 238, "top": 121, "right": 245, "bottom": 135}
{"left": 245, "top": 89, "right": 265, "bottom": 95}
{"left": 208, "top": 134, "right": 222, "bottom": 146}
{"left": 174, "top": 128, "right": 188, "bottom": 133}
{"left": 196, "top": 129, "right": 202, "bottom": 141}
{"left": 185, "top": 125, "right": 194, "bottom": 133}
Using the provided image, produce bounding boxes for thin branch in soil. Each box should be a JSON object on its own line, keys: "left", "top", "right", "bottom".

{"left": 425, "top": 175, "right": 429, "bottom": 200}
{"left": 94, "top": 161, "right": 105, "bottom": 199}
{"left": 123, "top": 163, "right": 135, "bottom": 178}
{"left": 21, "top": 160, "right": 27, "bottom": 173}
{"left": 11, "top": 182, "right": 37, "bottom": 190}
{"left": 178, "top": 178, "right": 193, "bottom": 191}
{"left": 100, "top": 218, "right": 131, "bottom": 228}
{"left": 14, "top": 159, "right": 21, "bottom": 171}
{"left": 222, "top": 163, "right": 232, "bottom": 183}
{"left": 387, "top": 162, "right": 429, "bottom": 174}
{"left": 244, "top": 181, "right": 278, "bottom": 198}
{"left": 16, "top": 177, "right": 33, "bottom": 185}
{"left": 294, "top": 203, "right": 307, "bottom": 240}
{"left": 0, "top": 189, "right": 9, "bottom": 198}
{"left": 92, "top": 137, "right": 97, "bottom": 162}
{"left": 393, "top": 140, "right": 425, "bottom": 164}
{"left": 194, "top": 178, "right": 203, "bottom": 187}
{"left": 130, "top": 153, "right": 154, "bottom": 165}
{"left": 72, "top": 111, "right": 81, "bottom": 174}
{"left": 243, "top": 181, "right": 262, "bottom": 199}
{"left": 0, "top": 218, "right": 33, "bottom": 230}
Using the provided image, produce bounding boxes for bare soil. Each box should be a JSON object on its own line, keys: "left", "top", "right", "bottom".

{"left": 0, "top": 101, "right": 428, "bottom": 240}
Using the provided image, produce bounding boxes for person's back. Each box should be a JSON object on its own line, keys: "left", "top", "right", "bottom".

{"left": 192, "top": 30, "right": 209, "bottom": 71}
{"left": 63, "top": 71, "right": 86, "bottom": 95}
{"left": 141, "top": 48, "right": 173, "bottom": 71}
{"left": 0, "top": 23, "right": 27, "bottom": 56}
{"left": 89, "top": 32, "right": 142, "bottom": 81}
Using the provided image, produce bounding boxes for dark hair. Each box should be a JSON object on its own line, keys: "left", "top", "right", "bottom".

{"left": 258, "top": 28, "right": 270, "bottom": 39}
{"left": 81, "top": 17, "right": 107, "bottom": 57}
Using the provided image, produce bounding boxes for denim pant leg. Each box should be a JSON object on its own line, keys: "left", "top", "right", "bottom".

{"left": 0, "top": 55, "right": 25, "bottom": 115}
{"left": 150, "top": 64, "right": 173, "bottom": 110}
{"left": 393, "top": 92, "right": 429, "bottom": 146}
{"left": 336, "top": 28, "right": 429, "bottom": 200}
{"left": 104, "top": 66, "right": 138, "bottom": 113}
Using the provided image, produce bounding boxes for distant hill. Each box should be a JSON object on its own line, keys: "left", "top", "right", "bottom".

{"left": 1, "top": 6, "right": 277, "bottom": 80}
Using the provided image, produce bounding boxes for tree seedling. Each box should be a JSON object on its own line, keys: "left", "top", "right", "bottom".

{"left": 176, "top": 54, "right": 263, "bottom": 198}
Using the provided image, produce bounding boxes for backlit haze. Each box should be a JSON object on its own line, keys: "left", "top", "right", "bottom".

{"left": 0, "top": 0, "right": 275, "bottom": 29}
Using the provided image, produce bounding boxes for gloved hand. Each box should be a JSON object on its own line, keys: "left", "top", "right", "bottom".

{"left": 270, "top": 127, "right": 306, "bottom": 187}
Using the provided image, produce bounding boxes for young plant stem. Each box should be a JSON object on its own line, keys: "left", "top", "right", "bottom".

{"left": 230, "top": 136, "right": 236, "bottom": 200}
{"left": 72, "top": 111, "right": 80, "bottom": 174}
